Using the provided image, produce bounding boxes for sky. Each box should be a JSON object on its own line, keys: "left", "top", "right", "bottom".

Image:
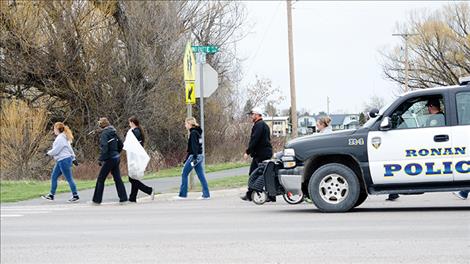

{"left": 237, "top": 1, "right": 455, "bottom": 115}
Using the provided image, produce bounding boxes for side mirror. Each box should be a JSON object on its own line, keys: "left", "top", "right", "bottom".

{"left": 380, "top": 117, "right": 391, "bottom": 131}
{"left": 369, "top": 108, "right": 379, "bottom": 118}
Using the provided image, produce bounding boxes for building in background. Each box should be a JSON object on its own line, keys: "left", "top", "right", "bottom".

{"left": 264, "top": 116, "right": 290, "bottom": 137}
{"left": 325, "top": 114, "right": 361, "bottom": 131}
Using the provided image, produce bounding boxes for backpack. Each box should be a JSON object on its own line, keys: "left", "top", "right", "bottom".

{"left": 116, "top": 136, "right": 124, "bottom": 153}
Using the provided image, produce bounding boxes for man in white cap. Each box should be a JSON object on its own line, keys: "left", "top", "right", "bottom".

{"left": 241, "top": 107, "right": 273, "bottom": 201}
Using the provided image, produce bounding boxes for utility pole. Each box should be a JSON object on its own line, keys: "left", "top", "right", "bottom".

{"left": 327, "top": 96, "right": 330, "bottom": 115}
{"left": 392, "top": 33, "right": 418, "bottom": 93}
{"left": 286, "top": 0, "right": 298, "bottom": 138}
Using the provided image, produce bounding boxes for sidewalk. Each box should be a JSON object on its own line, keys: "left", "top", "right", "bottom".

{"left": 8, "top": 167, "right": 249, "bottom": 206}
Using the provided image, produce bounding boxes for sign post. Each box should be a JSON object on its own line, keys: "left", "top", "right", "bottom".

{"left": 192, "top": 45, "right": 219, "bottom": 172}
{"left": 183, "top": 41, "right": 196, "bottom": 189}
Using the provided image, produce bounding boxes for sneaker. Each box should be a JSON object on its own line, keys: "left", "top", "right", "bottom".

{"left": 197, "top": 196, "right": 210, "bottom": 200}
{"left": 89, "top": 201, "right": 100, "bottom": 206}
{"left": 41, "top": 194, "right": 54, "bottom": 201}
{"left": 150, "top": 188, "right": 155, "bottom": 201}
{"left": 173, "top": 196, "right": 187, "bottom": 200}
{"left": 68, "top": 196, "right": 80, "bottom": 203}
{"left": 386, "top": 194, "right": 399, "bottom": 201}
{"left": 119, "top": 201, "right": 129, "bottom": 205}
{"left": 453, "top": 192, "right": 467, "bottom": 200}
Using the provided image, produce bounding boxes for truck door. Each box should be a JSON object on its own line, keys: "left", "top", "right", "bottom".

{"left": 453, "top": 91, "right": 470, "bottom": 181}
{"left": 367, "top": 94, "right": 454, "bottom": 184}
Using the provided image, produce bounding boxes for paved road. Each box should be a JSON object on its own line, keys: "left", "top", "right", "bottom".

{"left": 1, "top": 190, "right": 468, "bottom": 263}
{"left": 8, "top": 167, "right": 249, "bottom": 206}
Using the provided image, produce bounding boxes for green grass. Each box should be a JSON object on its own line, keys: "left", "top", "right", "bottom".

{"left": 177, "top": 175, "right": 248, "bottom": 192}
{"left": 0, "top": 162, "right": 248, "bottom": 203}
{"left": 143, "top": 162, "right": 248, "bottom": 180}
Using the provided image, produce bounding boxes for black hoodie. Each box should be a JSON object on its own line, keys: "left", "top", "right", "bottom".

{"left": 99, "top": 126, "right": 121, "bottom": 161}
{"left": 186, "top": 126, "right": 203, "bottom": 160}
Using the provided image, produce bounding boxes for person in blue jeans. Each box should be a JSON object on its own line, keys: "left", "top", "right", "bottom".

{"left": 42, "top": 122, "right": 79, "bottom": 202}
{"left": 176, "top": 117, "right": 210, "bottom": 200}
{"left": 453, "top": 191, "right": 469, "bottom": 200}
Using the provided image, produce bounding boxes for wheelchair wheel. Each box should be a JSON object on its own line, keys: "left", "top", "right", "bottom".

{"left": 282, "top": 191, "right": 304, "bottom": 205}
{"left": 251, "top": 191, "right": 267, "bottom": 205}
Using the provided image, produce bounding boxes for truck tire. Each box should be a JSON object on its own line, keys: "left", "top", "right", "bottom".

{"left": 354, "top": 189, "right": 368, "bottom": 208}
{"left": 308, "top": 163, "right": 360, "bottom": 212}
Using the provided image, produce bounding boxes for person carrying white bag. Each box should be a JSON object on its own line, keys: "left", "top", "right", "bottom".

{"left": 124, "top": 116, "right": 154, "bottom": 203}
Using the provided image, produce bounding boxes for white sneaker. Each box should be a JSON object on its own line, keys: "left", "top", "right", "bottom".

{"left": 197, "top": 196, "right": 211, "bottom": 200}
{"left": 150, "top": 188, "right": 155, "bottom": 201}
{"left": 173, "top": 196, "right": 187, "bottom": 200}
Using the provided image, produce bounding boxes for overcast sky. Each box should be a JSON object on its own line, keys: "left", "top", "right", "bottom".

{"left": 237, "top": 1, "right": 455, "bottom": 115}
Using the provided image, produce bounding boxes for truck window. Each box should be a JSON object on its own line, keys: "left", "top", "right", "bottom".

{"left": 456, "top": 91, "right": 470, "bottom": 125}
{"left": 389, "top": 95, "right": 445, "bottom": 129}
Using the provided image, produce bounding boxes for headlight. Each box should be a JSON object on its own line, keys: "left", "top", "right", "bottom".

{"left": 283, "top": 148, "right": 295, "bottom": 156}
{"left": 281, "top": 155, "right": 296, "bottom": 168}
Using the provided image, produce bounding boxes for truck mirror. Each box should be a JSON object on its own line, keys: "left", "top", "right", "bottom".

{"left": 380, "top": 117, "right": 392, "bottom": 130}
{"left": 369, "top": 108, "right": 379, "bottom": 118}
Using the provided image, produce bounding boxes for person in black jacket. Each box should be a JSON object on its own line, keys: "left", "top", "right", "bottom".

{"left": 92, "top": 117, "right": 128, "bottom": 205}
{"left": 127, "top": 116, "right": 154, "bottom": 203}
{"left": 241, "top": 107, "right": 273, "bottom": 201}
{"left": 175, "top": 117, "right": 210, "bottom": 199}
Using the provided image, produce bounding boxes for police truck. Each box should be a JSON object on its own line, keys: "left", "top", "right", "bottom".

{"left": 261, "top": 77, "right": 470, "bottom": 212}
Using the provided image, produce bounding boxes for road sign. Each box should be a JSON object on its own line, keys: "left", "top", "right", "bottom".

{"left": 195, "top": 64, "right": 218, "bottom": 98}
{"left": 191, "top": 45, "right": 219, "bottom": 54}
{"left": 183, "top": 41, "right": 196, "bottom": 81}
{"left": 185, "top": 81, "right": 196, "bottom": 105}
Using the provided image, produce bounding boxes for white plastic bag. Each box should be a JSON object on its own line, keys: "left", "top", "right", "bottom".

{"left": 123, "top": 129, "right": 150, "bottom": 180}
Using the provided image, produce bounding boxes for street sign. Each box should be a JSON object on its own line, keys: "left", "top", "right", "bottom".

{"left": 191, "top": 45, "right": 219, "bottom": 54}
{"left": 195, "top": 64, "right": 218, "bottom": 98}
{"left": 183, "top": 41, "right": 196, "bottom": 81}
{"left": 185, "top": 81, "right": 196, "bottom": 105}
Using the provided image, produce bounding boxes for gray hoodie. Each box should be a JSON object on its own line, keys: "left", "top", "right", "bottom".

{"left": 47, "top": 133, "right": 76, "bottom": 161}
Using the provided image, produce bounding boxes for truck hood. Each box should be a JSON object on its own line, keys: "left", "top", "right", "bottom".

{"left": 285, "top": 129, "right": 358, "bottom": 161}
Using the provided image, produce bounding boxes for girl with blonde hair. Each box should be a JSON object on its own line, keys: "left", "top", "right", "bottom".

{"left": 316, "top": 116, "right": 332, "bottom": 133}
{"left": 175, "top": 117, "right": 210, "bottom": 199}
{"left": 42, "top": 122, "right": 80, "bottom": 202}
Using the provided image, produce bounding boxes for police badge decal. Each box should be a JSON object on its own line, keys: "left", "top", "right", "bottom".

{"left": 372, "top": 137, "right": 381, "bottom": 149}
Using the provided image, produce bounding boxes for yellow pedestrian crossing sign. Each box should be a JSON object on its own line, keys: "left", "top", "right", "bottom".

{"left": 183, "top": 41, "right": 196, "bottom": 81}
{"left": 185, "top": 81, "right": 196, "bottom": 105}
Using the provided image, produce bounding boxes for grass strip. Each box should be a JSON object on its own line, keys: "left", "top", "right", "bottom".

{"left": 0, "top": 162, "right": 248, "bottom": 203}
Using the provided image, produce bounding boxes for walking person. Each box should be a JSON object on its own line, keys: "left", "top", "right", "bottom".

{"left": 91, "top": 117, "right": 128, "bottom": 205}
{"left": 241, "top": 107, "right": 273, "bottom": 201}
{"left": 41, "top": 122, "right": 80, "bottom": 202}
{"left": 175, "top": 117, "right": 210, "bottom": 200}
{"left": 125, "top": 116, "right": 154, "bottom": 203}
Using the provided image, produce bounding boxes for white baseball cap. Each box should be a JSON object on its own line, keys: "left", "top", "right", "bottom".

{"left": 248, "top": 107, "right": 263, "bottom": 116}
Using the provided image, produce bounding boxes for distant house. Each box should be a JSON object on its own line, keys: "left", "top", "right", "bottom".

{"left": 298, "top": 115, "right": 316, "bottom": 135}
{"left": 264, "top": 116, "right": 289, "bottom": 137}
{"left": 317, "top": 114, "right": 360, "bottom": 131}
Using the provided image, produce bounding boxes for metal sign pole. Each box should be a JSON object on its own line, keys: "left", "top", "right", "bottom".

{"left": 198, "top": 52, "right": 206, "bottom": 169}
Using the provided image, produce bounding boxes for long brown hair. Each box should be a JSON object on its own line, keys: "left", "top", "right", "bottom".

{"left": 54, "top": 122, "right": 73, "bottom": 142}
{"left": 129, "top": 116, "right": 145, "bottom": 145}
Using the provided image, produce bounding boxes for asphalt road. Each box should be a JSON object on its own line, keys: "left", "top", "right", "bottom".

{"left": 1, "top": 190, "right": 469, "bottom": 264}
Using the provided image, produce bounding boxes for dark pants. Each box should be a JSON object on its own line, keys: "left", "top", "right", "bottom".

{"left": 246, "top": 156, "right": 274, "bottom": 200}
{"left": 129, "top": 177, "right": 153, "bottom": 202}
{"left": 92, "top": 157, "right": 128, "bottom": 203}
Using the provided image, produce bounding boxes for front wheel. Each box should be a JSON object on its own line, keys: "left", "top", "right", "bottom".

{"left": 283, "top": 192, "right": 304, "bottom": 205}
{"left": 308, "top": 163, "right": 360, "bottom": 212}
{"left": 251, "top": 191, "right": 267, "bottom": 205}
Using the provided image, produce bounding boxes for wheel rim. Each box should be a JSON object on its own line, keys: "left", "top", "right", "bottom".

{"left": 318, "top": 174, "right": 349, "bottom": 204}
{"left": 284, "top": 192, "right": 303, "bottom": 203}
{"left": 252, "top": 191, "right": 266, "bottom": 204}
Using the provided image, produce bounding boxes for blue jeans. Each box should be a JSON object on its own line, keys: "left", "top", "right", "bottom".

{"left": 179, "top": 155, "right": 210, "bottom": 198}
{"left": 50, "top": 157, "right": 78, "bottom": 195}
